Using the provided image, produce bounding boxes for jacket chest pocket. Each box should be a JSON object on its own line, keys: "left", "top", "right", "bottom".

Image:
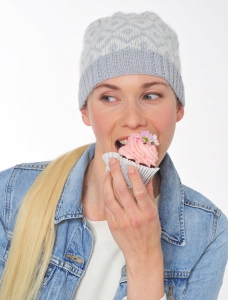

{"left": 164, "top": 271, "right": 190, "bottom": 300}
{"left": 3, "top": 238, "right": 56, "bottom": 284}
{"left": 42, "top": 262, "right": 57, "bottom": 286}
{"left": 3, "top": 239, "right": 11, "bottom": 262}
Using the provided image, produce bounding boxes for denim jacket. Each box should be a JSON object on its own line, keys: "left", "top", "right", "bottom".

{"left": 0, "top": 144, "right": 227, "bottom": 300}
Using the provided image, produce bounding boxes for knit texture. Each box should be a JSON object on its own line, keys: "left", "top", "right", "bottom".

{"left": 79, "top": 12, "right": 185, "bottom": 108}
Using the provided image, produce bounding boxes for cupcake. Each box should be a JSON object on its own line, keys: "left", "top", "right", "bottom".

{"left": 102, "top": 131, "right": 159, "bottom": 187}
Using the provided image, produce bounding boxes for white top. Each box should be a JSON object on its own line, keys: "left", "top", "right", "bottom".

{"left": 74, "top": 195, "right": 166, "bottom": 300}
{"left": 74, "top": 218, "right": 125, "bottom": 299}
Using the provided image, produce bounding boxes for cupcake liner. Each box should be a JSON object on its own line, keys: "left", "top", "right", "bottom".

{"left": 102, "top": 152, "right": 159, "bottom": 188}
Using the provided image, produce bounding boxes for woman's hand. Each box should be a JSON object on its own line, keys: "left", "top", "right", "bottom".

{"left": 103, "top": 157, "right": 164, "bottom": 300}
{"left": 103, "top": 157, "right": 161, "bottom": 257}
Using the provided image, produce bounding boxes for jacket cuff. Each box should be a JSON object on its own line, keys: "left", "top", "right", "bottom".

{"left": 122, "top": 294, "right": 167, "bottom": 300}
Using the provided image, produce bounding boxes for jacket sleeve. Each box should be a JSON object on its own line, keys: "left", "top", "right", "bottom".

{"left": 183, "top": 212, "right": 228, "bottom": 300}
{"left": 0, "top": 167, "right": 15, "bottom": 278}
{"left": 122, "top": 294, "right": 167, "bottom": 300}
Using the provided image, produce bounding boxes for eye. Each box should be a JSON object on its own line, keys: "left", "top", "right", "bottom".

{"left": 143, "top": 93, "right": 160, "bottom": 100}
{"left": 100, "top": 95, "right": 117, "bottom": 102}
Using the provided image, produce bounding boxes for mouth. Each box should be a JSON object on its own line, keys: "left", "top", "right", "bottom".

{"left": 115, "top": 138, "right": 128, "bottom": 151}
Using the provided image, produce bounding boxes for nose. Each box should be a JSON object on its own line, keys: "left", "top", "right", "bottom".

{"left": 119, "top": 102, "right": 147, "bottom": 129}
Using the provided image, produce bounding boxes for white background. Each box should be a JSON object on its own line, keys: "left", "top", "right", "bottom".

{"left": 0, "top": 0, "right": 227, "bottom": 298}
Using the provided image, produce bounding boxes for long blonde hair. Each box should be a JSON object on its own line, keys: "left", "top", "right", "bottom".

{"left": 0, "top": 144, "right": 90, "bottom": 300}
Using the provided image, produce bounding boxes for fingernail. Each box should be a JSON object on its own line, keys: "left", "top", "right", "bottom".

{"left": 128, "top": 165, "right": 135, "bottom": 174}
{"left": 109, "top": 157, "right": 116, "bottom": 165}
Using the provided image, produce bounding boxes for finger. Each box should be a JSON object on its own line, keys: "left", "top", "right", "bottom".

{"left": 109, "top": 158, "right": 137, "bottom": 214}
{"left": 128, "top": 166, "right": 154, "bottom": 212}
{"left": 103, "top": 170, "right": 124, "bottom": 222}
{"left": 105, "top": 203, "right": 118, "bottom": 231}
{"left": 145, "top": 179, "right": 155, "bottom": 203}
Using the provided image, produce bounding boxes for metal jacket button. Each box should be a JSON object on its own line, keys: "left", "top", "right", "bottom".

{"left": 168, "top": 285, "right": 175, "bottom": 300}
{"left": 66, "top": 254, "right": 84, "bottom": 264}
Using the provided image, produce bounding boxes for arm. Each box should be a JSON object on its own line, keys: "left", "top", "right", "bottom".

{"left": 0, "top": 167, "right": 14, "bottom": 278}
{"left": 103, "top": 157, "right": 164, "bottom": 300}
{"left": 183, "top": 212, "right": 228, "bottom": 299}
{"left": 122, "top": 294, "right": 167, "bottom": 300}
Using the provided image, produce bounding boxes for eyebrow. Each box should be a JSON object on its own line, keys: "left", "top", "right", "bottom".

{"left": 94, "top": 81, "right": 168, "bottom": 91}
{"left": 94, "top": 83, "right": 120, "bottom": 91}
{"left": 142, "top": 82, "right": 168, "bottom": 88}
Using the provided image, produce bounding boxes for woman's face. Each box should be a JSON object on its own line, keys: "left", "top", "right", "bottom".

{"left": 81, "top": 74, "right": 184, "bottom": 165}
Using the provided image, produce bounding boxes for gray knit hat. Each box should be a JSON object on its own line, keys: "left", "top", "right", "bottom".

{"left": 79, "top": 12, "right": 184, "bottom": 108}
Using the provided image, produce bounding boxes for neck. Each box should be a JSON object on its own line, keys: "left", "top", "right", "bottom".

{"left": 81, "top": 152, "right": 107, "bottom": 221}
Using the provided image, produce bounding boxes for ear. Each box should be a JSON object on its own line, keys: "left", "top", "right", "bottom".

{"left": 176, "top": 104, "right": 184, "bottom": 122}
{"left": 80, "top": 106, "right": 91, "bottom": 126}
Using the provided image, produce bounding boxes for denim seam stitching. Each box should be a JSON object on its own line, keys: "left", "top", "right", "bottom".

{"left": 184, "top": 199, "right": 221, "bottom": 217}
{"left": 14, "top": 163, "right": 49, "bottom": 170}
{"left": 209, "top": 214, "right": 219, "bottom": 244}
{"left": 50, "top": 256, "right": 84, "bottom": 277}
{"left": 4, "top": 167, "right": 18, "bottom": 231}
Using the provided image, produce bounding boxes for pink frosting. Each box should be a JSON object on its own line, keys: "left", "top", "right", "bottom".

{"left": 118, "top": 133, "right": 158, "bottom": 167}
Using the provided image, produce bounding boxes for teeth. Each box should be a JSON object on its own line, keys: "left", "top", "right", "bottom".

{"left": 119, "top": 139, "right": 128, "bottom": 145}
{"left": 115, "top": 138, "right": 129, "bottom": 150}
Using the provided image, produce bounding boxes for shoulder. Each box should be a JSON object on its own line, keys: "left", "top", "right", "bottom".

{"left": 0, "top": 162, "right": 49, "bottom": 192}
{"left": 183, "top": 184, "right": 221, "bottom": 216}
{"left": 182, "top": 184, "right": 228, "bottom": 242}
{"left": 0, "top": 162, "right": 50, "bottom": 234}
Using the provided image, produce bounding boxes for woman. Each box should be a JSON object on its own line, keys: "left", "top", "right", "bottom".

{"left": 0, "top": 12, "right": 227, "bottom": 300}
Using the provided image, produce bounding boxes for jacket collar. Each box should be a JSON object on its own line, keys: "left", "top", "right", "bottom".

{"left": 158, "top": 155, "right": 186, "bottom": 246}
{"left": 54, "top": 144, "right": 95, "bottom": 224}
{"left": 54, "top": 144, "right": 186, "bottom": 246}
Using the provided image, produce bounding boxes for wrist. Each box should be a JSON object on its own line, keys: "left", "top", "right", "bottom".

{"left": 125, "top": 245, "right": 163, "bottom": 273}
{"left": 125, "top": 246, "right": 164, "bottom": 299}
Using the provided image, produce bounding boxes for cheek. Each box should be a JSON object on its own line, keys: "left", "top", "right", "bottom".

{"left": 157, "top": 110, "right": 176, "bottom": 133}
{"left": 88, "top": 109, "right": 118, "bottom": 152}
{"left": 152, "top": 107, "right": 177, "bottom": 158}
{"left": 89, "top": 110, "right": 111, "bottom": 137}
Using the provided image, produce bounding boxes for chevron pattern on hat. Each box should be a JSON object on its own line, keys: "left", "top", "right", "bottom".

{"left": 78, "top": 12, "right": 185, "bottom": 108}
{"left": 81, "top": 12, "right": 180, "bottom": 74}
